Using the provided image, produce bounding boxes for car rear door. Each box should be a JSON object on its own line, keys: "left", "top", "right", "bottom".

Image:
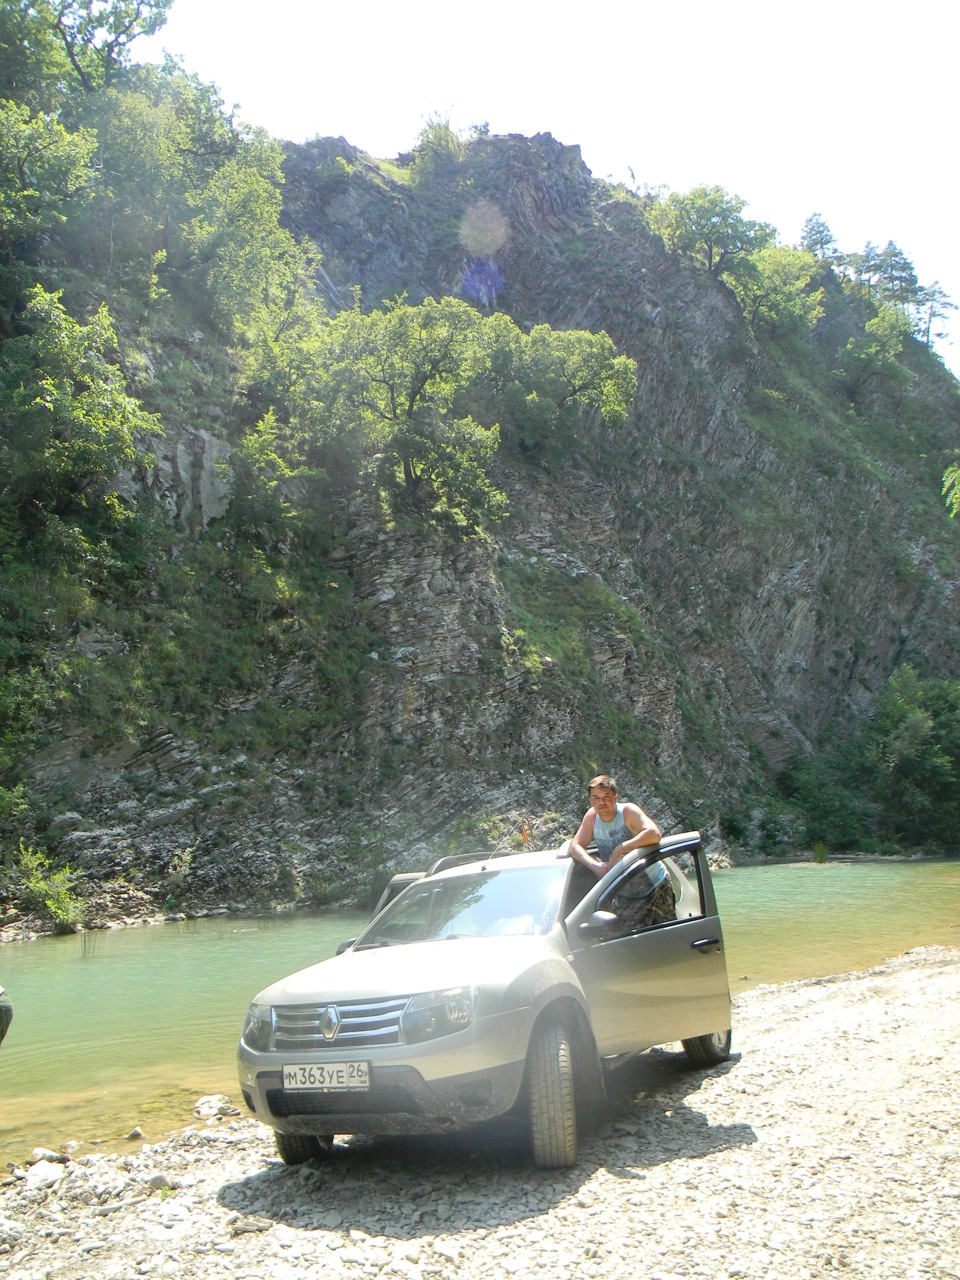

{"left": 565, "top": 838, "right": 731, "bottom": 1056}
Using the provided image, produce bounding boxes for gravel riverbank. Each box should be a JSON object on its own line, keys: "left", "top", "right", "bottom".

{"left": 2, "top": 945, "right": 957, "bottom": 1280}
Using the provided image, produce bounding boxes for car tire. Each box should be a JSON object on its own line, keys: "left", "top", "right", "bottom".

{"left": 527, "top": 1019, "right": 578, "bottom": 1168}
{"left": 274, "top": 1131, "right": 333, "bottom": 1165}
{"left": 682, "top": 1028, "right": 732, "bottom": 1067}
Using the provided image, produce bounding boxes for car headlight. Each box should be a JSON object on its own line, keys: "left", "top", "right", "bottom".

{"left": 241, "top": 1002, "right": 274, "bottom": 1052}
{"left": 401, "top": 987, "right": 478, "bottom": 1044}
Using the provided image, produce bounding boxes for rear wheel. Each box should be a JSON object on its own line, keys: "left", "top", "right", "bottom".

{"left": 527, "top": 1020, "right": 578, "bottom": 1168}
{"left": 682, "top": 1029, "right": 732, "bottom": 1067}
{"left": 274, "top": 1131, "right": 333, "bottom": 1165}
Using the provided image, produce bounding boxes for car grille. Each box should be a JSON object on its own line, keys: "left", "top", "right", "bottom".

{"left": 272, "top": 996, "right": 409, "bottom": 1050}
{"left": 266, "top": 1085, "right": 422, "bottom": 1117}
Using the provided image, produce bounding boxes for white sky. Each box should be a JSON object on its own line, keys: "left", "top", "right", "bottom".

{"left": 139, "top": 0, "right": 960, "bottom": 374}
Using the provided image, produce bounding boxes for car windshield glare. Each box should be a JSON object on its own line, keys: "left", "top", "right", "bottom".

{"left": 357, "top": 865, "right": 568, "bottom": 947}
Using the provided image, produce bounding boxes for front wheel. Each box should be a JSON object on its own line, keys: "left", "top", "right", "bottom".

{"left": 274, "top": 1131, "right": 333, "bottom": 1165}
{"left": 527, "top": 1020, "right": 578, "bottom": 1168}
{"left": 682, "top": 1028, "right": 732, "bottom": 1067}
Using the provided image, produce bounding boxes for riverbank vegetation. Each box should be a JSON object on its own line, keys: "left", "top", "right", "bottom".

{"left": 1, "top": 3, "right": 960, "bottom": 929}
{"left": 738, "top": 664, "right": 960, "bottom": 855}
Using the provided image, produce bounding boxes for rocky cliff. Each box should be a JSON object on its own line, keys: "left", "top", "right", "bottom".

{"left": 279, "top": 133, "right": 960, "bottom": 764}
{"left": 14, "top": 131, "right": 960, "bottom": 927}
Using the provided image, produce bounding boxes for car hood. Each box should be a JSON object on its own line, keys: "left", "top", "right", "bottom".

{"left": 252, "top": 933, "right": 565, "bottom": 1006}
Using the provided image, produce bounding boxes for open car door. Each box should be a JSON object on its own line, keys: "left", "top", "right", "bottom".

{"left": 565, "top": 833, "right": 731, "bottom": 1057}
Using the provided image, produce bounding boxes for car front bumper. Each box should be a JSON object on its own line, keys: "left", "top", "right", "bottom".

{"left": 237, "top": 1007, "right": 534, "bottom": 1137}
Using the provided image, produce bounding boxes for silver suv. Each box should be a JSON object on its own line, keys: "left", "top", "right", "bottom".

{"left": 237, "top": 831, "right": 731, "bottom": 1168}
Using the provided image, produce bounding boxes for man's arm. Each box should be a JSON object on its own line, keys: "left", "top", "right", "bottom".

{"left": 607, "top": 803, "right": 661, "bottom": 867}
{"left": 568, "top": 810, "right": 608, "bottom": 877}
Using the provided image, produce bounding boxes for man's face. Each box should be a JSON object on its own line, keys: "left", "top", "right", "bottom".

{"left": 589, "top": 786, "right": 617, "bottom": 820}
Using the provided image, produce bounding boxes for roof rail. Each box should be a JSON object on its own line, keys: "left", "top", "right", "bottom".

{"left": 428, "top": 849, "right": 500, "bottom": 875}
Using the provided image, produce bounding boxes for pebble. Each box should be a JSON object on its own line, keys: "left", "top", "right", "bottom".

{"left": 1, "top": 948, "right": 958, "bottom": 1280}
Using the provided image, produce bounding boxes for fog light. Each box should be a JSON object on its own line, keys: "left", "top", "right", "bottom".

{"left": 457, "top": 1079, "right": 493, "bottom": 1108}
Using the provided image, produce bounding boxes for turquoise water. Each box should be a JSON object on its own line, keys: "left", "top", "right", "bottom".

{"left": 713, "top": 858, "right": 960, "bottom": 986}
{"left": 0, "top": 909, "right": 369, "bottom": 1162}
{"left": 1, "top": 860, "right": 957, "bottom": 1163}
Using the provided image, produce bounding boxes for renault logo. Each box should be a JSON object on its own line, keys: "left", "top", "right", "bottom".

{"left": 319, "top": 1005, "right": 341, "bottom": 1040}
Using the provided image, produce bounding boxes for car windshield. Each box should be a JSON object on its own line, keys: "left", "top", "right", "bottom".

{"left": 356, "top": 864, "right": 569, "bottom": 947}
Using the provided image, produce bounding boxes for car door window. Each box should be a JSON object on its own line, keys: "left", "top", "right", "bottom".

{"left": 598, "top": 856, "right": 702, "bottom": 936}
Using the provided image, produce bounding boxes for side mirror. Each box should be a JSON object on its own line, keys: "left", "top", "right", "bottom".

{"left": 577, "top": 910, "right": 622, "bottom": 942}
{"left": 336, "top": 938, "right": 356, "bottom": 955}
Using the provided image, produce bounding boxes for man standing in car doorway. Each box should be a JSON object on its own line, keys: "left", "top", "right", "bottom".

{"left": 569, "top": 774, "right": 675, "bottom": 925}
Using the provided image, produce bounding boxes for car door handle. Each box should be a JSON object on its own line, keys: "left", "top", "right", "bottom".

{"left": 691, "top": 937, "right": 721, "bottom": 952}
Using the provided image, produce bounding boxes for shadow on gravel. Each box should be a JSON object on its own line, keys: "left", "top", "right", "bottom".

{"left": 596, "top": 1045, "right": 755, "bottom": 1178}
{"left": 217, "top": 1049, "right": 755, "bottom": 1238}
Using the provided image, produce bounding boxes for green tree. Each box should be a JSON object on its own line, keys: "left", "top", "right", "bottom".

{"left": 9, "top": 841, "right": 86, "bottom": 930}
{"left": 227, "top": 407, "right": 328, "bottom": 542}
{"left": 38, "top": 57, "right": 245, "bottom": 348}
{"left": 0, "top": 286, "right": 154, "bottom": 811}
{"left": 730, "top": 246, "right": 825, "bottom": 338}
{"left": 914, "top": 281, "right": 955, "bottom": 348}
{"left": 866, "top": 665, "right": 960, "bottom": 849}
{"left": 875, "top": 240, "right": 918, "bottom": 316}
{"left": 646, "top": 185, "right": 775, "bottom": 277}
{"left": 240, "top": 235, "right": 328, "bottom": 424}
{"left": 837, "top": 236, "right": 948, "bottom": 349}
{"left": 799, "top": 212, "right": 837, "bottom": 260}
{"left": 778, "top": 750, "right": 874, "bottom": 851}
{"left": 835, "top": 305, "right": 913, "bottom": 406}
{"left": 0, "top": 286, "right": 152, "bottom": 544}
{"left": 307, "top": 297, "right": 638, "bottom": 528}
{"left": 313, "top": 295, "right": 504, "bottom": 530}
{"left": 0, "top": 100, "right": 96, "bottom": 328}
{"left": 45, "top": 0, "right": 172, "bottom": 93}
{"left": 0, "top": 1, "right": 75, "bottom": 112}
{"left": 185, "top": 133, "right": 302, "bottom": 339}
{"left": 841, "top": 240, "right": 882, "bottom": 300}
{"left": 409, "top": 115, "right": 466, "bottom": 191}
{"left": 485, "top": 319, "right": 637, "bottom": 456}
{"left": 63, "top": 68, "right": 236, "bottom": 299}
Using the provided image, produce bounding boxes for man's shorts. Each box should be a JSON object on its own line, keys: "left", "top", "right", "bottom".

{"left": 610, "top": 876, "right": 677, "bottom": 932}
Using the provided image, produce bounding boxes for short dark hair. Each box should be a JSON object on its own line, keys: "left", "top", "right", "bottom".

{"left": 587, "top": 774, "right": 617, "bottom": 793}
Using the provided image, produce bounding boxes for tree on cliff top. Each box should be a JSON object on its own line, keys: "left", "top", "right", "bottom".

{"left": 646, "top": 185, "right": 775, "bottom": 277}
{"left": 799, "top": 212, "right": 837, "bottom": 261}
{"left": 46, "top": 0, "right": 172, "bottom": 94}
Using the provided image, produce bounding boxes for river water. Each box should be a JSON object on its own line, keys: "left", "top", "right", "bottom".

{"left": 1, "top": 858, "right": 958, "bottom": 1164}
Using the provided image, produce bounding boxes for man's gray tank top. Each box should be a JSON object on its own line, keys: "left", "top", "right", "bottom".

{"left": 593, "top": 803, "right": 666, "bottom": 891}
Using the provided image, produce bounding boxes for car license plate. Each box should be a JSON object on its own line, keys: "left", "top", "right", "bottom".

{"left": 282, "top": 1061, "right": 370, "bottom": 1091}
